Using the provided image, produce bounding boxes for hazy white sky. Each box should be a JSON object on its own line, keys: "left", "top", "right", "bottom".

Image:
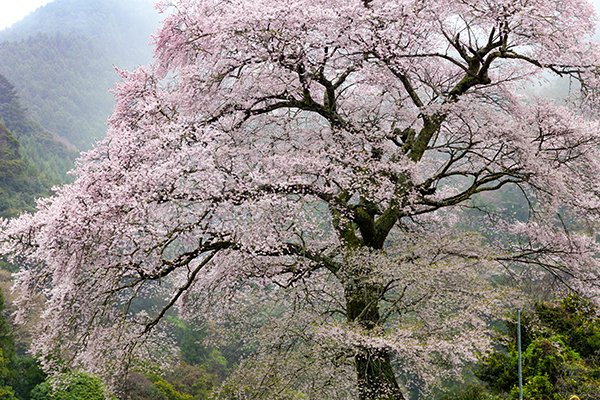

{"left": 2, "top": 0, "right": 600, "bottom": 32}
{"left": 0, "top": 0, "right": 54, "bottom": 31}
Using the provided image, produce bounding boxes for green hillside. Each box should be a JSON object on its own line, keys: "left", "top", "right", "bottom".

{"left": 0, "top": 0, "right": 160, "bottom": 149}
{"left": 0, "top": 73, "right": 74, "bottom": 217}
{"left": 0, "top": 122, "right": 40, "bottom": 217}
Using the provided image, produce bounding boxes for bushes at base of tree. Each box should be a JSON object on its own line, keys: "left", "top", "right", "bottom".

{"left": 30, "top": 371, "right": 114, "bottom": 400}
{"left": 436, "top": 294, "right": 599, "bottom": 400}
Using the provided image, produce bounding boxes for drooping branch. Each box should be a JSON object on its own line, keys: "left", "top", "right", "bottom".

{"left": 142, "top": 250, "right": 219, "bottom": 334}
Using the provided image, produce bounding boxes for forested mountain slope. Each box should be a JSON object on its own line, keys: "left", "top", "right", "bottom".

{"left": 0, "top": 122, "right": 36, "bottom": 217}
{"left": 0, "top": 74, "right": 74, "bottom": 217}
{"left": 0, "top": 0, "right": 160, "bottom": 149}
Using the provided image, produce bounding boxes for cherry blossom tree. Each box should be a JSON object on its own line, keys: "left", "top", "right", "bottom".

{"left": 3, "top": 0, "right": 600, "bottom": 399}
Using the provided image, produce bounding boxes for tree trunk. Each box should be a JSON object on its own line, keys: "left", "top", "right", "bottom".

{"left": 345, "top": 278, "right": 406, "bottom": 400}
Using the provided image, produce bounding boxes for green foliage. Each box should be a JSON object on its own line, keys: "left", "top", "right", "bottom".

{"left": 0, "top": 386, "right": 17, "bottom": 400}
{"left": 152, "top": 377, "right": 195, "bottom": 400}
{"left": 436, "top": 294, "right": 599, "bottom": 400}
{"left": 475, "top": 348, "right": 517, "bottom": 394}
{"left": 216, "top": 380, "right": 309, "bottom": 400}
{"left": 123, "top": 319, "right": 231, "bottom": 400}
{"left": 126, "top": 364, "right": 225, "bottom": 400}
{"left": 123, "top": 373, "right": 169, "bottom": 400}
{"left": 0, "top": 291, "right": 16, "bottom": 400}
{"left": 436, "top": 383, "right": 507, "bottom": 400}
{"left": 157, "top": 319, "right": 229, "bottom": 399}
{"left": 535, "top": 295, "right": 600, "bottom": 361}
{"left": 30, "top": 371, "right": 113, "bottom": 400}
{"left": 169, "top": 318, "right": 229, "bottom": 378}
{"left": 0, "top": 288, "right": 45, "bottom": 400}
{"left": 518, "top": 374, "right": 557, "bottom": 400}
{"left": 8, "top": 356, "right": 45, "bottom": 400}
{"left": 0, "top": 291, "right": 14, "bottom": 366}
{"left": 162, "top": 363, "right": 224, "bottom": 400}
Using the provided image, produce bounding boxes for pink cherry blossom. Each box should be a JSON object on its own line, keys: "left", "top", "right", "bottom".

{"left": 2, "top": 1, "right": 600, "bottom": 398}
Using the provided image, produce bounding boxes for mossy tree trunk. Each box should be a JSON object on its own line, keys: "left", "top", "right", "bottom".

{"left": 345, "top": 277, "right": 406, "bottom": 400}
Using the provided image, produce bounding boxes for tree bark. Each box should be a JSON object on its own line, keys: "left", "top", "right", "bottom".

{"left": 345, "top": 278, "right": 406, "bottom": 400}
